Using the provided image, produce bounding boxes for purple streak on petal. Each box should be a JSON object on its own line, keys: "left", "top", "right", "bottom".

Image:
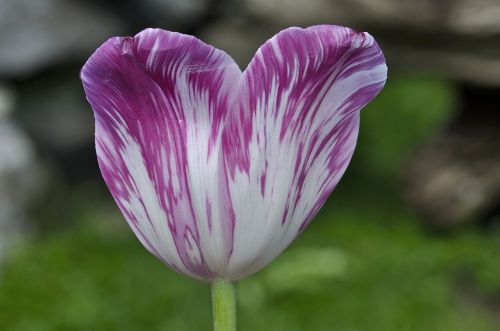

{"left": 223, "top": 25, "right": 387, "bottom": 280}
{"left": 81, "top": 28, "right": 241, "bottom": 281}
{"left": 298, "top": 112, "right": 360, "bottom": 232}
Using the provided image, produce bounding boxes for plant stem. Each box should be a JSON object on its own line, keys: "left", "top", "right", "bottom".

{"left": 211, "top": 280, "right": 237, "bottom": 331}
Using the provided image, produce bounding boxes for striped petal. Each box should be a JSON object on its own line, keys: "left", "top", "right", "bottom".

{"left": 81, "top": 28, "right": 242, "bottom": 281}
{"left": 222, "top": 25, "right": 387, "bottom": 279}
{"left": 81, "top": 25, "right": 387, "bottom": 282}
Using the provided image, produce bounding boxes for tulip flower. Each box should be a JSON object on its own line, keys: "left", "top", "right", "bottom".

{"left": 81, "top": 25, "right": 386, "bottom": 330}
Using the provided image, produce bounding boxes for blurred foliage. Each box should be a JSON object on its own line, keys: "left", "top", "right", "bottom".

{"left": 358, "top": 75, "right": 455, "bottom": 177}
{"left": 0, "top": 76, "right": 499, "bottom": 331}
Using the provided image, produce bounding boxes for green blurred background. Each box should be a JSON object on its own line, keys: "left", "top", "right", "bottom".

{"left": 0, "top": 1, "right": 499, "bottom": 330}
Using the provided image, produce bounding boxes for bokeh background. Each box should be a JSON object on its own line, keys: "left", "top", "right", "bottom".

{"left": 0, "top": 0, "right": 499, "bottom": 330}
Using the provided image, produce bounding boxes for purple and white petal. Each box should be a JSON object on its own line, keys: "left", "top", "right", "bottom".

{"left": 81, "top": 25, "right": 387, "bottom": 282}
{"left": 222, "top": 25, "right": 387, "bottom": 280}
{"left": 81, "top": 28, "right": 242, "bottom": 281}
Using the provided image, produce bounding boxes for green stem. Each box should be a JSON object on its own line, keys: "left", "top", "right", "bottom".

{"left": 211, "top": 280, "right": 237, "bottom": 331}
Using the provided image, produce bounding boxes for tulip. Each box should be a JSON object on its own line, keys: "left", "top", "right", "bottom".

{"left": 81, "top": 25, "right": 387, "bottom": 330}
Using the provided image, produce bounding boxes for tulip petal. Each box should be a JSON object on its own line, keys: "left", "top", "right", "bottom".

{"left": 81, "top": 28, "right": 242, "bottom": 280}
{"left": 223, "top": 26, "right": 387, "bottom": 279}
{"left": 81, "top": 25, "right": 387, "bottom": 282}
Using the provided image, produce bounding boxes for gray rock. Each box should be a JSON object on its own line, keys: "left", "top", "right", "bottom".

{"left": 406, "top": 126, "right": 500, "bottom": 228}
{"left": 405, "top": 85, "right": 500, "bottom": 228}
{"left": 0, "top": 0, "right": 123, "bottom": 78}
